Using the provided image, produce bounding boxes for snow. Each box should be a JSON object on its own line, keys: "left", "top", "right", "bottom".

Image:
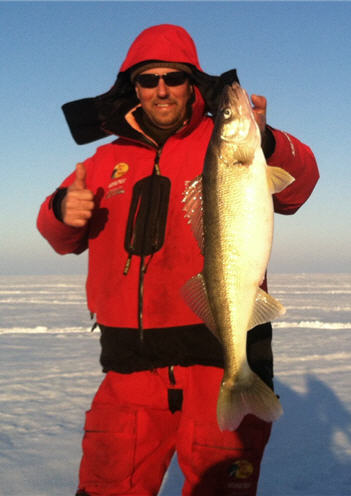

{"left": 0, "top": 273, "right": 350, "bottom": 495}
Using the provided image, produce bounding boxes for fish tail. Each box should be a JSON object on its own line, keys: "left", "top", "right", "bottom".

{"left": 217, "top": 374, "right": 283, "bottom": 431}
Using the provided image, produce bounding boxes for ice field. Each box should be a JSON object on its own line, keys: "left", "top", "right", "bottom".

{"left": 0, "top": 273, "right": 350, "bottom": 495}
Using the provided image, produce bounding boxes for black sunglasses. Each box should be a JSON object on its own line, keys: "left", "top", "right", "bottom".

{"left": 135, "top": 71, "right": 190, "bottom": 88}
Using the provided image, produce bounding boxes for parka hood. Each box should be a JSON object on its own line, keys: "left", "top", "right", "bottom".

{"left": 120, "top": 24, "right": 202, "bottom": 72}
{"left": 62, "top": 24, "right": 239, "bottom": 145}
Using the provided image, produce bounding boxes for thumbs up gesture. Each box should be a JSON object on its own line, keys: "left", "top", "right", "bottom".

{"left": 61, "top": 163, "right": 95, "bottom": 227}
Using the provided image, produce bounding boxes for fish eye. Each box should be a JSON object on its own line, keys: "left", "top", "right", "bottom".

{"left": 223, "top": 108, "right": 232, "bottom": 119}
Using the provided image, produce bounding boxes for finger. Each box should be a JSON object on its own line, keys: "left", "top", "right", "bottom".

{"left": 75, "top": 209, "right": 93, "bottom": 220}
{"left": 64, "top": 209, "right": 92, "bottom": 227}
{"left": 66, "top": 217, "right": 90, "bottom": 228}
{"left": 66, "top": 200, "right": 95, "bottom": 214}
{"left": 68, "top": 189, "right": 94, "bottom": 202}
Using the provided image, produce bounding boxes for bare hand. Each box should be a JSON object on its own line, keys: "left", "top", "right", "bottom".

{"left": 61, "top": 163, "right": 94, "bottom": 227}
{"left": 251, "top": 94, "right": 267, "bottom": 135}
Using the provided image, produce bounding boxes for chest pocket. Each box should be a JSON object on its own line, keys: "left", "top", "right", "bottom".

{"left": 124, "top": 174, "right": 171, "bottom": 256}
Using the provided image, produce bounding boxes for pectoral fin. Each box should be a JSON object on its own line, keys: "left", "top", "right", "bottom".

{"left": 247, "top": 288, "right": 286, "bottom": 330}
{"left": 181, "top": 273, "right": 219, "bottom": 340}
{"left": 267, "top": 166, "right": 295, "bottom": 194}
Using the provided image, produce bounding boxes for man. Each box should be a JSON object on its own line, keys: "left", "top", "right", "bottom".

{"left": 37, "top": 24, "right": 319, "bottom": 496}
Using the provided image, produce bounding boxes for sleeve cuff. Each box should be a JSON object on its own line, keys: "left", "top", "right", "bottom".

{"left": 50, "top": 188, "right": 67, "bottom": 222}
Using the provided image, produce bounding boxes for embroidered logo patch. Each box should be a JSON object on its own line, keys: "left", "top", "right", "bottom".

{"left": 106, "top": 163, "right": 129, "bottom": 198}
{"left": 112, "top": 162, "right": 129, "bottom": 179}
{"left": 228, "top": 459, "right": 254, "bottom": 479}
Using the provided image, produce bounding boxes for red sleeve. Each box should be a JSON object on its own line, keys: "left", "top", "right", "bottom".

{"left": 36, "top": 168, "right": 89, "bottom": 255}
{"left": 268, "top": 127, "right": 319, "bottom": 215}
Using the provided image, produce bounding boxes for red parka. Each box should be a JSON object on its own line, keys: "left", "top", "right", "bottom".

{"left": 37, "top": 25, "right": 319, "bottom": 378}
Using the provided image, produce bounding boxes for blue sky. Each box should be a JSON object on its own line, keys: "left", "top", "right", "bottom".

{"left": 1, "top": 1, "right": 350, "bottom": 275}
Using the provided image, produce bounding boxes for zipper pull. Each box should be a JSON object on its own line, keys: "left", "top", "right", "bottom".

{"left": 168, "top": 365, "right": 176, "bottom": 385}
{"left": 154, "top": 148, "right": 162, "bottom": 175}
{"left": 123, "top": 254, "right": 132, "bottom": 275}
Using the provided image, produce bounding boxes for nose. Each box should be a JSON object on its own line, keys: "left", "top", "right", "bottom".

{"left": 156, "top": 77, "right": 169, "bottom": 97}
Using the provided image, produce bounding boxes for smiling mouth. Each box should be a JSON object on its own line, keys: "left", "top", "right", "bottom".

{"left": 155, "top": 101, "right": 175, "bottom": 108}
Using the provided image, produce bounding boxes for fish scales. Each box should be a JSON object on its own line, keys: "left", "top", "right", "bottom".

{"left": 182, "top": 82, "right": 295, "bottom": 431}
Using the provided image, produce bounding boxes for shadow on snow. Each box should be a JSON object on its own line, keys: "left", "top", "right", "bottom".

{"left": 160, "top": 375, "right": 351, "bottom": 496}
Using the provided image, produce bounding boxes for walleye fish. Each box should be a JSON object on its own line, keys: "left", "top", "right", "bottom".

{"left": 182, "top": 82, "right": 294, "bottom": 431}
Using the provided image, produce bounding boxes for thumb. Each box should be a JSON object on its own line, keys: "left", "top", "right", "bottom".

{"left": 250, "top": 94, "right": 267, "bottom": 134}
{"left": 251, "top": 94, "right": 267, "bottom": 112}
{"left": 71, "top": 162, "right": 86, "bottom": 190}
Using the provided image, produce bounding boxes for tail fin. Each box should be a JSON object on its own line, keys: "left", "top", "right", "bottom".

{"left": 217, "top": 374, "right": 283, "bottom": 431}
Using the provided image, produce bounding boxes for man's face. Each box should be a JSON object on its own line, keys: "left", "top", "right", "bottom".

{"left": 134, "top": 67, "right": 193, "bottom": 130}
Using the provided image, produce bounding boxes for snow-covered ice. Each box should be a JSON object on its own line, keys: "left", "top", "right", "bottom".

{"left": 0, "top": 273, "right": 350, "bottom": 495}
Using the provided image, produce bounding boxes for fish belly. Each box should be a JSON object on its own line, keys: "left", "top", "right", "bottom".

{"left": 203, "top": 151, "right": 272, "bottom": 363}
